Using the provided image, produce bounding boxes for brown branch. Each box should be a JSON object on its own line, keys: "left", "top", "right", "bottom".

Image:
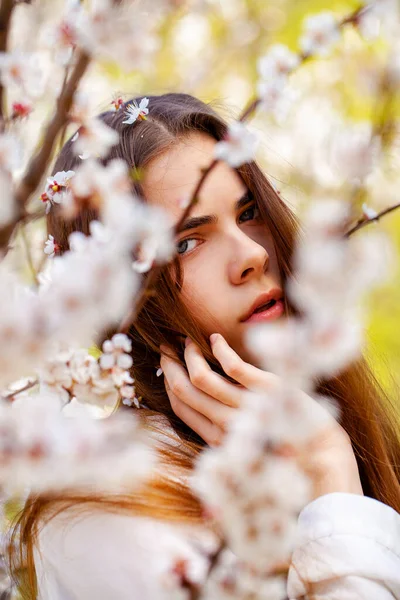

{"left": 0, "top": 0, "right": 15, "bottom": 126}
{"left": 345, "top": 202, "right": 400, "bottom": 237}
{"left": 3, "top": 377, "right": 38, "bottom": 401}
{"left": 0, "top": 50, "right": 91, "bottom": 251}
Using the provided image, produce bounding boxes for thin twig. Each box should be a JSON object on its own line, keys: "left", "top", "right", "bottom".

{"left": 0, "top": 50, "right": 91, "bottom": 251}
{"left": 2, "top": 377, "right": 38, "bottom": 401}
{"left": 345, "top": 202, "right": 400, "bottom": 237}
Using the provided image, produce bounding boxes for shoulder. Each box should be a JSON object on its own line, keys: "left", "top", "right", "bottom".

{"left": 35, "top": 505, "right": 217, "bottom": 600}
{"left": 288, "top": 492, "right": 400, "bottom": 598}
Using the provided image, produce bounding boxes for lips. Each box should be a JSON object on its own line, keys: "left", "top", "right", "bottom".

{"left": 241, "top": 288, "right": 284, "bottom": 322}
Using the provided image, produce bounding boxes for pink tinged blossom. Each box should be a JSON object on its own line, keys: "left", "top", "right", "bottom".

{"left": 122, "top": 97, "right": 150, "bottom": 125}
{"left": 214, "top": 121, "right": 259, "bottom": 167}
{"left": 111, "top": 97, "right": 124, "bottom": 111}
{"left": 0, "top": 51, "right": 46, "bottom": 98}
{"left": 131, "top": 211, "right": 176, "bottom": 273}
{"left": 44, "top": 235, "right": 60, "bottom": 257}
{"left": 0, "top": 393, "right": 155, "bottom": 494}
{"left": 41, "top": 170, "right": 75, "bottom": 214}
{"left": 257, "top": 44, "right": 300, "bottom": 81}
{"left": 357, "top": 0, "right": 400, "bottom": 41}
{"left": 299, "top": 12, "right": 340, "bottom": 57}
{"left": 72, "top": 119, "right": 119, "bottom": 159}
{"left": 11, "top": 101, "right": 33, "bottom": 120}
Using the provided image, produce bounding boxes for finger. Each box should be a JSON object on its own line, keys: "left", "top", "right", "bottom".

{"left": 160, "top": 351, "right": 236, "bottom": 430}
{"left": 184, "top": 338, "right": 242, "bottom": 408}
{"left": 210, "top": 333, "right": 278, "bottom": 391}
{"left": 164, "top": 379, "right": 225, "bottom": 447}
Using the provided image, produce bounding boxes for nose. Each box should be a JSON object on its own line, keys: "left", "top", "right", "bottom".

{"left": 228, "top": 228, "right": 270, "bottom": 284}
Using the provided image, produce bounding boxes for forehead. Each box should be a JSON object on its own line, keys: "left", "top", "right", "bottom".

{"left": 141, "top": 131, "right": 247, "bottom": 218}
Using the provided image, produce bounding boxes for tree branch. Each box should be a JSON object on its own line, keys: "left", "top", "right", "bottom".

{"left": 0, "top": 0, "right": 15, "bottom": 126}
{"left": 0, "top": 50, "right": 91, "bottom": 251}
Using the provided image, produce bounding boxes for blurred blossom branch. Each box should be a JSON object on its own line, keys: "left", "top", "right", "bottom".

{"left": 0, "top": 49, "right": 91, "bottom": 251}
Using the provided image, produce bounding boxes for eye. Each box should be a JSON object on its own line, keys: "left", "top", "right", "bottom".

{"left": 176, "top": 237, "right": 199, "bottom": 256}
{"left": 239, "top": 203, "right": 260, "bottom": 223}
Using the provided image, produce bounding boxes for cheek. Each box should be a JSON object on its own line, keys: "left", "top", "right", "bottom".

{"left": 180, "top": 263, "right": 225, "bottom": 334}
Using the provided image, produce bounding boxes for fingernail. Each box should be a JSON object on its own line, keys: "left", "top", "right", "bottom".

{"left": 185, "top": 337, "right": 192, "bottom": 347}
{"left": 210, "top": 333, "right": 218, "bottom": 345}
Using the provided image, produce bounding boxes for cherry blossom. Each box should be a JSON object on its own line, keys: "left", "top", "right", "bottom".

{"left": 257, "top": 44, "right": 300, "bottom": 82}
{"left": 0, "top": 392, "right": 155, "bottom": 494}
{"left": 299, "top": 12, "right": 340, "bottom": 57}
{"left": 0, "top": 51, "right": 46, "bottom": 98}
{"left": 123, "top": 98, "right": 150, "bottom": 125}
{"left": 41, "top": 170, "right": 75, "bottom": 214}
{"left": 10, "top": 101, "right": 33, "bottom": 120}
{"left": 71, "top": 119, "right": 119, "bottom": 159}
{"left": 214, "top": 122, "right": 259, "bottom": 167}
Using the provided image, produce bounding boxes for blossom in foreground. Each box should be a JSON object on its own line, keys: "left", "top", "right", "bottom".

{"left": 214, "top": 122, "right": 259, "bottom": 167}
{"left": 123, "top": 98, "right": 150, "bottom": 125}
{"left": 0, "top": 132, "right": 22, "bottom": 173}
{"left": 0, "top": 392, "right": 155, "bottom": 494}
{"left": 299, "top": 12, "right": 340, "bottom": 57}
{"left": 0, "top": 50, "right": 46, "bottom": 98}
{"left": 192, "top": 386, "right": 328, "bottom": 570}
{"left": 71, "top": 118, "right": 119, "bottom": 159}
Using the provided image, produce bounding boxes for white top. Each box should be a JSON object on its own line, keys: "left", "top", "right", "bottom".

{"left": 34, "top": 491, "right": 400, "bottom": 599}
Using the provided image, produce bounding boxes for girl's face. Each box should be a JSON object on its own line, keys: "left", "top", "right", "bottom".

{"left": 142, "top": 131, "right": 284, "bottom": 364}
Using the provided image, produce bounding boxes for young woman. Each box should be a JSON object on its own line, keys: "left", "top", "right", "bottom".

{"left": 10, "top": 93, "right": 400, "bottom": 599}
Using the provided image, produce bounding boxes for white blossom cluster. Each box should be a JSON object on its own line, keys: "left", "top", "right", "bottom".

{"left": 0, "top": 391, "right": 155, "bottom": 495}
{"left": 38, "top": 333, "right": 136, "bottom": 410}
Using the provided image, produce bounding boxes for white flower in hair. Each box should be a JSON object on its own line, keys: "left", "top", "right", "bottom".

{"left": 214, "top": 121, "right": 259, "bottom": 167}
{"left": 299, "top": 12, "right": 340, "bottom": 57}
{"left": 123, "top": 97, "right": 149, "bottom": 125}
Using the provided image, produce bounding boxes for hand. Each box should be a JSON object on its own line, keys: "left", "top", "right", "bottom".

{"left": 160, "top": 333, "right": 364, "bottom": 499}
{"left": 160, "top": 335, "right": 246, "bottom": 447}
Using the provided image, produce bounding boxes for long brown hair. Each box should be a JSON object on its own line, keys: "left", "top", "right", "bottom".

{"left": 9, "top": 93, "right": 400, "bottom": 598}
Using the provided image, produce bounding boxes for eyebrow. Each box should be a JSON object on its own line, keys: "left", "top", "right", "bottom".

{"left": 176, "top": 191, "right": 254, "bottom": 234}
